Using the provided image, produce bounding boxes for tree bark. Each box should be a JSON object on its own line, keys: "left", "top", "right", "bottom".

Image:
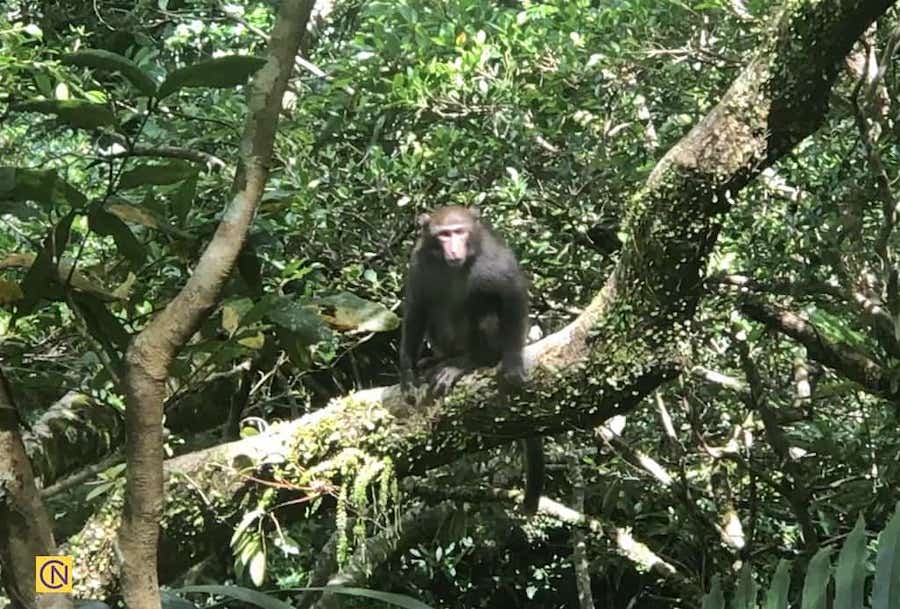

{"left": 0, "top": 369, "right": 72, "bottom": 609}
{"left": 570, "top": 464, "right": 596, "bottom": 609}
{"left": 117, "top": 2, "right": 315, "bottom": 608}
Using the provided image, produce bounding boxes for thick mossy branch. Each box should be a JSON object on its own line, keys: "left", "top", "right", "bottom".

{"left": 549, "top": 0, "right": 894, "bottom": 387}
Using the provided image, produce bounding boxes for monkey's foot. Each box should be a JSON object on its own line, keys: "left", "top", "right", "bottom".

{"left": 427, "top": 358, "right": 473, "bottom": 397}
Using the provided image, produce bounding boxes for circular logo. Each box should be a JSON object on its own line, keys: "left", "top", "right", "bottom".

{"left": 38, "top": 559, "right": 70, "bottom": 590}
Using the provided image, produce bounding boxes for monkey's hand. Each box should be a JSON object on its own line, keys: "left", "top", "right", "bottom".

{"left": 499, "top": 354, "right": 526, "bottom": 390}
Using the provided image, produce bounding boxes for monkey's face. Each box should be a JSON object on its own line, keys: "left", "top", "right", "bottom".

{"left": 434, "top": 223, "right": 471, "bottom": 266}
{"left": 421, "top": 206, "right": 480, "bottom": 268}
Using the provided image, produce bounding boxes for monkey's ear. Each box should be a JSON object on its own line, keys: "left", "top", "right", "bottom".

{"left": 417, "top": 213, "right": 431, "bottom": 228}
{"left": 469, "top": 207, "right": 481, "bottom": 220}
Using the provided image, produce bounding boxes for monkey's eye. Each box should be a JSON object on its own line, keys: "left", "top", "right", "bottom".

{"left": 438, "top": 228, "right": 466, "bottom": 240}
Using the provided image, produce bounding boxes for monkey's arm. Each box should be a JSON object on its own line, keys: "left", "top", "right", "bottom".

{"left": 399, "top": 280, "right": 428, "bottom": 401}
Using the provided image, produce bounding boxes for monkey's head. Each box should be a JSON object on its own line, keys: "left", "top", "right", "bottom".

{"left": 418, "top": 205, "right": 482, "bottom": 267}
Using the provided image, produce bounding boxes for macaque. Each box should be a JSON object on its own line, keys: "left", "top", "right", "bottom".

{"left": 399, "top": 205, "right": 543, "bottom": 513}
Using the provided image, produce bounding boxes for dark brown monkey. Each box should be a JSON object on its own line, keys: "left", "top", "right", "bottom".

{"left": 399, "top": 205, "right": 544, "bottom": 514}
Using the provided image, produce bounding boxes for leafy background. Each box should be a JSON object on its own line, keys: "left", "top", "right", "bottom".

{"left": 3, "top": 0, "right": 900, "bottom": 607}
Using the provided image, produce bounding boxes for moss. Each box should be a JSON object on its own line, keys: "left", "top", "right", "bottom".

{"left": 335, "top": 483, "right": 349, "bottom": 566}
{"left": 276, "top": 396, "right": 407, "bottom": 567}
{"left": 65, "top": 489, "right": 123, "bottom": 598}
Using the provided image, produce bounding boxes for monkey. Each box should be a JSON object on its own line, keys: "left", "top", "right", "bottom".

{"left": 399, "top": 205, "right": 544, "bottom": 514}
{"left": 399, "top": 206, "right": 528, "bottom": 393}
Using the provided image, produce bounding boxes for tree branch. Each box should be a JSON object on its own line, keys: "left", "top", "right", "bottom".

{"left": 107, "top": 145, "right": 226, "bottom": 170}
{"left": 741, "top": 301, "right": 897, "bottom": 400}
{"left": 117, "top": 2, "right": 315, "bottom": 608}
{"left": 0, "top": 368, "right": 71, "bottom": 609}
{"left": 735, "top": 332, "right": 817, "bottom": 549}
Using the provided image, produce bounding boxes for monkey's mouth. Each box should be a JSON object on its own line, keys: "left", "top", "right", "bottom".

{"left": 446, "top": 258, "right": 466, "bottom": 268}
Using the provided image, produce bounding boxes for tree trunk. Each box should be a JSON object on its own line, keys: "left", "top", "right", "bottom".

{"left": 0, "top": 369, "right": 72, "bottom": 609}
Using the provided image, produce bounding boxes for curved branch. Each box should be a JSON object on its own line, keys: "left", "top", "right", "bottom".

{"left": 108, "top": 145, "right": 227, "bottom": 170}
{"left": 117, "top": 2, "right": 316, "bottom": 608}
{"left": 741, "top": 301, "right": 897, "bottom": 400}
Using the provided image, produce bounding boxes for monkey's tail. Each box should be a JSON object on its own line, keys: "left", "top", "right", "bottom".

{"left": 521, "top": 436, "right": 545, "bottom": 515}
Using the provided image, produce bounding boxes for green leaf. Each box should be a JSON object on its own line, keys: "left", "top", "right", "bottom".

{"left": 0, "top": 253, "right": 119, "bottom": 302}
{"left": 275, "top": 327, "right": 313, "bottom": 369}
{"left": 239, "top": 294, "right": 282, "bottom": 327}
{"left": 15, "top": 99, "right": 116, "bottom": 129}
{"left": 158, "top": 55, "right": 266, "bottom": 98}
{"left": 834, "top": 514, "right": 867, "bottom": 609}
{"left": 731, "top": 562, "right": 758, "bottom": 609}
{"left": 0, "top": 166, "right": 88, "bottom": 211}
{"left": 119, "top": 162, "right": 198, "bottom": 189}
{"left": 765, "top": 560, "right": 792, "bottom": 609}
{"left": 51, "top": 210, "right": 75, "bottom": 258}
{"left": 89, "top": 209, "right": 147, "bottom": 264}
{"left": 34, "top": 72, "right": 52, "bottom": 97}
{"left": 701, "top": 576, "right": 725, "bottom": 609}
{"left": 61, "top": 49, "right": 157, "bottom": 96}
{"left": 873, "top": 501, "right": 900, "bottom": 609}
{"left": 222, "top": 298, "right": 255, "bottom": 335}
{"left": 176, "top": 586, "right": 293, "bottom": 609}
{"left": 314, "top": 587, "right": 436, "bottom": 609}
{"left": 266, "top": 298, "right": 333, "bottom": 345}
{"left": 84, "top": 481, "right": 116, "bottom": 501}
{"left": 248, "top": 550, "right": 266, "bottom": 587}
{"left": 176, "top": 584, "right": 438, "bottom": 609}
{"left": 15, "top": 246, "right": 55, "bottom": 318}
{"left": 72, "top": 293, "right": 130, "bottom": 365}
{"left": 807, "top": 308, "right": 870, "bottom": 352}
{"left": 273, "top": 534, "right": 301, "bottom": 556}
{"left": 236, "top": 532, "right": 263, "bottom": 567}
{"left": 104, "top": 201, "right": 191, "bottom": 240}
{"left": 801, "top": 547, "right": 832, "bottom": 609}
{"left": 107, "top": 202, "right": 160, "bottom": 228}
{"left": 314, "top": 291, "right": 401, "bottom": 333}
{"left": 15, "top": 212, "right": 75, "bottom": 317}
{"left": 230, "top": 509, "right": 264, "bottom": 546}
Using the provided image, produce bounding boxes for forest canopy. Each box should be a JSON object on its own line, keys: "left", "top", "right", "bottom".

{"left": 2, "top": 1, "right": 900, "bottom": 608}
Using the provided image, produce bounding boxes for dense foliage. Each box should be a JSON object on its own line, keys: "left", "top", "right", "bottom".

{"left": 3, "top": 0, "right": 900, "bottom": 607}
